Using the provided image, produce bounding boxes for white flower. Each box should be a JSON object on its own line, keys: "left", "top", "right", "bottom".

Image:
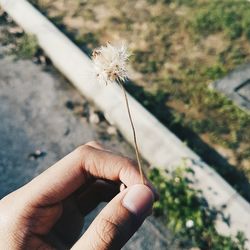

{"left": 186, "top": 219, "right": 194, "bottom": 228}
{"left": 174, "top": 177, "right": 180, "bottom": 183}
{"left": 92, "top": 42, "right": 129, "bottom": 85}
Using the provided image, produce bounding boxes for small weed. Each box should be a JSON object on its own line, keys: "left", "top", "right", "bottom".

{"left": 15, "top": 34, "right": 39, "bottom": 59}
{"left": 203, "top": 64, "right": 227, "bottom": 80}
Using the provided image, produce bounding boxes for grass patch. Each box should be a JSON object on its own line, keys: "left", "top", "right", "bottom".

{"left": 14, "top": 34, "right": 39, "bottom": 59}
{"left": 149, "top": 167, "right": 248, "bottom": 249}
{"left": 191, "top": 0, "right": 250, "bottom": 40}
{"left": 0, "top": 12, "right": 39, "bottom": 60}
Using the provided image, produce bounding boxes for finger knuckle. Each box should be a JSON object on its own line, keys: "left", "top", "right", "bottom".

{"left": 120, "top": 158, "right": 138, "bottom": 176}
{"left": 75, "top": 144, "right": 92, "bottom": 155}
{"left": 85, "top": 140, "right": 101, "bottom": 147}
{"left": 95, "top": 217, "right": 124, "bottom": 248}
{"left": 124, "top": 157, "right": 137, "bottom": 168}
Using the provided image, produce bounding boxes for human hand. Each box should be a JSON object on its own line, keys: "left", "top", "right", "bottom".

{"left": 0, "top": 141, "right": 156, "bottom": 249}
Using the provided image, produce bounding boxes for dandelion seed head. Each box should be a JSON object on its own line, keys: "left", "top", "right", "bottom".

{"left": 92, "top": 42, "right": 129, "bottom": 85}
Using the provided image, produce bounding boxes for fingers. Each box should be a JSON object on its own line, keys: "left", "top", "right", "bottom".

{"left": 72, "top": 185, "right": 154, "bottom": 250}
{"left": 48, "top": 181, "right": 120, "bottom": 247}
{"left": 77, "top": 180, "right": 120, "bottom": 216}
{"left": 80, "top": 145, "right": 145, "bottom": 186}
{"left": 22, "top": 142, "right": 153, "bottom": 207}
{"left": 85, "top": 141, "right": 106, "bottom": 150}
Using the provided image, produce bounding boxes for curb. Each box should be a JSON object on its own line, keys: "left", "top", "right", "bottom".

{"left": 1, "top": 0, "right": 249, "bottom": 245}
{"left": 213, "top": 63, "right": 250, "bottom": 112}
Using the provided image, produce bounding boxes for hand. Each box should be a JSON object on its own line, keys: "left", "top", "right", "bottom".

{"left": 0, "top": 141, "right": 156, "bottom": 249}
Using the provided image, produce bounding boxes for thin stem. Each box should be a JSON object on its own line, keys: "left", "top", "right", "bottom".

{"left": 120, "top": 84, "right": 144, "bottom": 184}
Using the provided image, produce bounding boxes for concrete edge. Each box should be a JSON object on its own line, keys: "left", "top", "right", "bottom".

{"left": 1, "top": 0, "right": 249, "bottom": 246}
{"left": 212, "top": 63, "right": 250, "bottom": 112}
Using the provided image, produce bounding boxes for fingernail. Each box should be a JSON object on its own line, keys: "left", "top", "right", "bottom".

{"left": 122, "top": 184, "right": 154, "bottom": 217}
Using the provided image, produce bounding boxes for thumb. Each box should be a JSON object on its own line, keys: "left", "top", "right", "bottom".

{"left": 72, "top": 184, "right": 154, "bottom": 250}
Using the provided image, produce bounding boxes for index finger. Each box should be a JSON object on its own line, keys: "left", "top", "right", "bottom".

{"left": 22, "top": 144, "right": 150, "bottom": 206}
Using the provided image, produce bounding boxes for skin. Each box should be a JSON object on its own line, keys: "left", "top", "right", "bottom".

{"left": 0, "top": 141, "right": 156, "bottom": 250}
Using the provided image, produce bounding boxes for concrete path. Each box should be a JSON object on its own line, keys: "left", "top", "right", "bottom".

{"left": 0, "top": 52, "right": 178, "bottom": 249}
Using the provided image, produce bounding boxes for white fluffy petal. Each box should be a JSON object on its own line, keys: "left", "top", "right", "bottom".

{"left": 92, "top": 42, "right": 129, "bottom": 84}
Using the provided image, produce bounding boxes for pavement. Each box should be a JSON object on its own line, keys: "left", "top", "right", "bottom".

{"left": 0, "top": 49, "right": 179, "bottom": 249}
{"left": 213, "top": 63, "right": 250, "bottom": 112}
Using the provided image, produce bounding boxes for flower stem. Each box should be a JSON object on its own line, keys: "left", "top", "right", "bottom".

{"left": 120, "top": 84, "right": 144, "bottom": 184}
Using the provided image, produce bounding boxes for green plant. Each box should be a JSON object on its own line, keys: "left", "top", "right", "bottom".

{"left": 191, "top": 1, "right": 250, "bottom": 40}
{"left": 149, "top": 167, "right": 248, "bottom": 249}
{"left": 15, "top": 34, "right": 39, "bottom": 59}
{"left": 203, "top": 64, "right": 226, "bottom": 80}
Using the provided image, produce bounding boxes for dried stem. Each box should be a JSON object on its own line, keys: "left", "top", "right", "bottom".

{"left": 120, "top": 83, "right": 144, "bottom": 184}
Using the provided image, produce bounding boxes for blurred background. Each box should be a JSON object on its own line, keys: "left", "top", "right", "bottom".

{"left": 30, "top": 0, "right": 250, "bottom": 188}
{"left": 0, "top": 0, "right": 250, "bottom": 249}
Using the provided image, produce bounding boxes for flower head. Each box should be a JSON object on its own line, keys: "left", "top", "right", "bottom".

{"left": 92, "top": 42, "right": 129, "bottom": 85}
